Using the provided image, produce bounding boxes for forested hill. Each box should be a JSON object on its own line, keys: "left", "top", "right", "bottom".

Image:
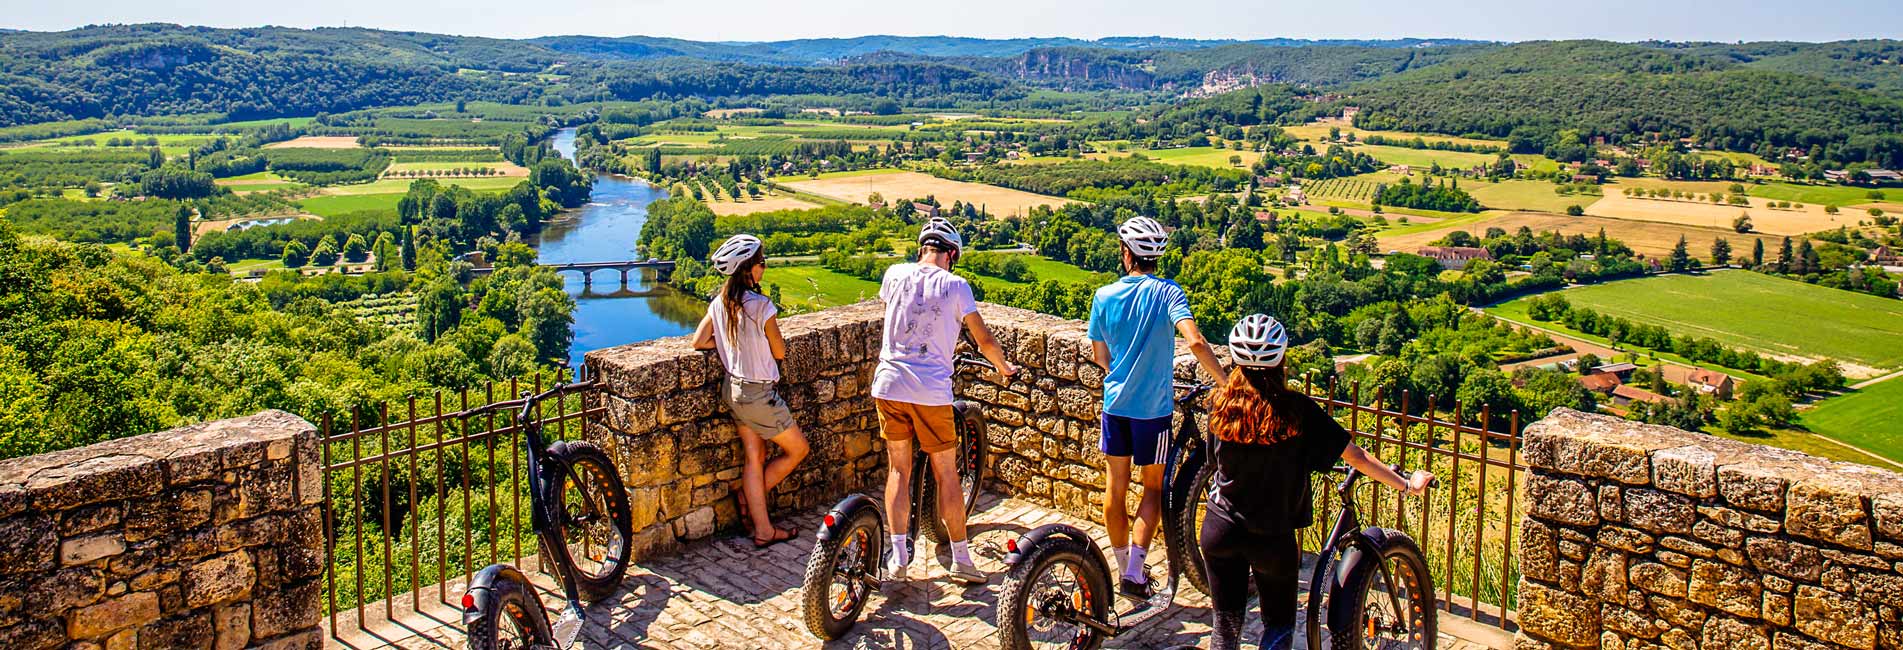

{"left": 1341, "top": 41, "right": 1903, "bottom": 168}
{"left": 1648, "top": 40, "right": 1903, "bottom": 97}
{"left": 527, "top": 35, "right": 1486, "bottom": 65}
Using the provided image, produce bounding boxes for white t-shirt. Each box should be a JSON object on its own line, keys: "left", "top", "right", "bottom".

{"left": 708, "top": 291, "right": 780, "bottom": 382}
{"left": 871, "top": 262, "right": 978, "bottom": 406}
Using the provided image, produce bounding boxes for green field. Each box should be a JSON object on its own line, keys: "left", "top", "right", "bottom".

{"left": 1124, "top": 146, "right": 1260, "bottom": 169}
{"left": 764, "top": 264, "right": 880, "bottom": 312}
{"left": 1492, "top": 271, "right": 1903, "bottom": 370}
{"left": 768, "top": 167, "right": 904, "bottom": 184}
{"left": 296, "top": 194, "right": 402, "bottom": 217}
{"left": 385, "top": 161, "right": 517, "bottom": 173}
{"left": 1345, "top": 144, "right": 1499, "bottom": 170}
{"left": 970, "top": 253, "right": 1113, "bottom": 288}
{"left": 1707, "top": 423, "right": 1900, "bottom": 467}
{"left": 1800, "top": 378, "right": 1903, "bottom": 464}
{"left": 1463, "top": 179, "right": 1602, "bottom": 213}
{"left": 1747, "top": 182, "right": 1894, "bottom": 207}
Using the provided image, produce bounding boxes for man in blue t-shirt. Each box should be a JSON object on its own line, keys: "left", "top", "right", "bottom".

{"left": 1086, "top": 216, "right": 1229, "bottom": 599}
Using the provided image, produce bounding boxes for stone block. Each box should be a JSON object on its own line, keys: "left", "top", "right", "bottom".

{"left": 60, "top": 505, "right": 123, "bottom": 537}
{"left": 248, "top": 579, "right": 319, "bottom": 639}
{"left": 1654, "top": 446, "right": 1718, "bottom": 498}
{"left": 1518, "top": 579, "right": 1601, "bottom": 647}
{"left": 0, "top": 515, "right": 58, "bottom": 575}
{"left": 1688, "top": 559, "right": 1761, "bottom": 619}
{"left": 123, "top": 489, "right": 211, "bottom": 543}
{"left": 1874, "top": 493, "right": 1903, "bottom": 543}
{"left": 1701, "top": 615, "right": 1770, "bottom": 650}
{"left": 1773, "top": 631, "right": 1837, "bottom": 650}
{"left": 1701, "top": 504, "right": 1781, "bottom": 534}
{"left": 184, "top": 551, "right": 254, "bottom": 608}
{"left": 1599, "top": 526, "right": 1656, "bottom": 554}
{"left": 213, "top": 603, "right": 248, "bottom": 650}
{"left": 1745, "top": 536, "right": 1822, "bottom": 581}
{"left": 1719, "top": 463, "right": 1788, "bottom": 512}
{"left": 60, "top": 535, "right": 125, "bottom": 567}
{"left": 246, "top": 628, "right": 322, "bottom": 650}
{"left": 1521, "top": 518, "right": 1559, "bottom": 582}
{"left": 1600, "top": 484, "right": 1626, "bottom": 523}
{"left": 66, "top": 592, "right": 159, "bottom": 639}
{"left": 1795, "top": 585, "right": 1876, "bottom": 649}
{"left": 1764, "top": 591, "right": 1792, "bottom": 626}
{"left": 1624, "top": 488, "right": 1695, "bottom": 535}
{"left": 1601, "top": 603, "right": 1661, "bottom": 639}
{"left": 1786, "top": 478, "right": 1873, "bottom": 550}
{"left": 0, "top": 616, "right": 63, "bottom": 650}
{"left": 1582, "top": 547, "right": 1629, "bottom": 603}
{"left": 1649, "top": 595, "right": 1705, "bottom": 629}
{"left": 138, "top": 613, "right": 212, "bottom": 650}
{"left": 1630, "top": 562, "right": 1688, "bottom": 597}
{"left": 1528, "top": 474, "right": 1599, "bottom": 527}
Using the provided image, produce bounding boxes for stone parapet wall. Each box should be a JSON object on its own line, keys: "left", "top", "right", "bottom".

{"left": 584, "top": 301, "right": 890, "bottom": 559}
{"left": 1515, "top": 408, "right": 1903, "bottom": 650}
{"left": 0, "top": 411, "right": 326, "bottom": 650}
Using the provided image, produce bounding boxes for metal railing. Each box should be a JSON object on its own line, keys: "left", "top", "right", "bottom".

{"left": 1298, "top": 375, "right": 1524, "bottom": 627}
{"left": 318, "top": 368, "right": 602, "bottom": 640}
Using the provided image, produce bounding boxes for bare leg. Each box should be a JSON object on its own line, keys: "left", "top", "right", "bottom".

{"left": 760, "top": 424, "right": 809, "bottom": 494}
{"left": 928, "top": 447, "right": 966, "bottom": 543}
{"left": 733, "top": 422, "right": 775, "bottom": 535}
{"left": 1131, "top": 463, "right": 1166, "bottom": 550}
{"left": 883, "top": 438, "right": 915, "bottom": 539}
{"left": 1104, "top": 456, "right": 1132, "bottom": 549}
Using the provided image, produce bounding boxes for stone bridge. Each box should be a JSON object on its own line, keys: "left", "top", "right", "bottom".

{"left": 3, "top": 303, "right": 1902, "bottom": 650}
{"left": 470, "top": 260, "right": 677, "bottom": 288}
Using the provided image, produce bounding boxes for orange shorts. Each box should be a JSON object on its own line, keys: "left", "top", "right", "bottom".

{"left": 875, "top": 399, "right": 958, "bottom": 454}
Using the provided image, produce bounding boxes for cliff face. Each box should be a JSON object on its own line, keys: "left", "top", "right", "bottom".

{"left": 997, "top": 49, "right": 1157, "bottom": 90}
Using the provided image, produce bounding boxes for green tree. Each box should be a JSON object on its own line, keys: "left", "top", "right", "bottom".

{"left": 1751, "top": 238, "right": 1765, "bottom": 268}
{"left": 415, "top": 276, "right": 464, "bottom": 343}
{"left": 173, "top": 203, "right": 192, "bottom": 252}
{"left": 1732, "top": 214, "right": 1752, "bottom": 233}
{"left": 1667, "top": 236, "right": 1693, "bottom": 271}
{"left": 280, "top": 240, "right": 309, "bottom": 268}
{"left": 1710, "top": 237, "right": 1731, "bottom": 266}
{"left": 310, "top": 237, "right": 339, "bottom": 266}
{"left": 342, "top": 234, "right": 369, "bottom": 263}
{"left": 518, "top": 287, "right": 576, "bottom": 364}
{"left": 1775, "top": 237, "right": 1792, "bottom": 274}
{"left": 401, "top": 226, "right": 417, "bottom": 271}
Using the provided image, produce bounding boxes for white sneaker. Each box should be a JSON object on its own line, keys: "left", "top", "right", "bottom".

{"left": 885, "top": 555, "right": 911, "bottom": 582}
{"left": 948, "top": 559, "right": 987, "bottom": 585}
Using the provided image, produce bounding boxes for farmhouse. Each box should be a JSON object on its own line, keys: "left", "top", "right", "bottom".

{"left": 1687, "top": 369, "right": 1736, "bottom": 400}
{"left": 1576, "top": 372, "right": 1623, "bottom": 395}
{"left": 912, "top": 202, "right": 941, "bottom": 218}
{"left": 1611, "top": 385, "right": 1673, "bottom": 407}
{"left": 1590, "top": 362, "right": 1639, "bottom": 380}
{"left": 1416, "top": 246, "right": 1493, "bottom": 270}
{"left": 1874, "top": 245, "right": 1902, "bottom": 266}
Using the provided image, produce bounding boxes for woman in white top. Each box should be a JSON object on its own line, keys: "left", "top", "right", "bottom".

{"left": 692, "top": 234, "right": 808, "bottom": 547}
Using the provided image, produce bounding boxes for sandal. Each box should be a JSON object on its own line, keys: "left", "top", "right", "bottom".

{"left": 752, "top": 524, "right": 799, "bottom": 549}
{"left": 729, "top": 482, "right": 753, "bottom": 537}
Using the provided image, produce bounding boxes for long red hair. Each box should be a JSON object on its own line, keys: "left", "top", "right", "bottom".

{"left": 1208, "top": 365, "right": 1301, "bottom": 446}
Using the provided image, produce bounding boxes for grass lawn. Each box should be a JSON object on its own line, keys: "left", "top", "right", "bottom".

{"left": 1747, "top": 182, "right": 1893, "bottom": 207}
{"left": 225, "top": 258, "right": 286, "bottom": 273}
{"left": 1800, "top": 377, "right": 1903, "bottom": 464}
{"left": 1463, "top": 179, "right": 1602, "bottom": 213}
{"left": 971, "top": 253, "right": 1113, "bottom": 288}
{"left": 764, "top": 264, "right": 881, "bottom": 312}
{"left": 1280, "top": 124, "right": 1504, "bottom": 149}
{"left": 1123, "top": 146, "right": 1260, "bottom": 170}
{"left": 1705, "top": 425, "right": 1899, "bottom": 467}
{"left": 768, "top": 167, "right": 904, "bottom": 184}
{"left": 322, "top": 177, "right": 522, "bottom": 195}
{"left": 1345, "top": 144, "right": 1499, "bottom": 170}
{"left": 1490, "top": 271, "right": 1903, "bottom": 371}
{"left": 297, "top": 194, "right": 401, "bottom": 217}
{"left": 1486, "top": 297, "right": 1773, "bottom": 381}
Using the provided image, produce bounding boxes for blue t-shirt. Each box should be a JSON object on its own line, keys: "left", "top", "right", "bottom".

{"left": 1087, "top": 274, "right": 1194, "bottom": 420}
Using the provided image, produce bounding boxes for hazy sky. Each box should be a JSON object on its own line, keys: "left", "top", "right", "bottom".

{"left": 4, "top": 0, "right": 1900, "bottom": 43}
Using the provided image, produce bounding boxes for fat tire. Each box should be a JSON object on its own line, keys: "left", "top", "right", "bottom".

{"left": 465, "top": 576, "right": 554, "bottom": 650}
{"left": 997, "top": 537, "right": 1110, "bottom": 650}
{"left": 1325, "top": 529, "right": 1437, "bottom": 650}
{"left": 921, "top": 404, "right": 989, "bottom": 544}
{"left": 800, "top": 508, "right": 881, "bottom": 640}
{"left": 1169, "top": 461, "right": 1218, "bottom": 597}
{"left": 541, "top": 441, "right": 634, "bottom": 603}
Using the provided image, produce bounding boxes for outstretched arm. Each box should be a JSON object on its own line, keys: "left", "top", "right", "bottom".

{"left": 962, "top": 311, "right": 1020, "bottom": 383}
{"left": 691, "top": 314, "right": 716, "bottom": 351}
{"left": 764, "top": 315, "right": 787, "bottom": 362}
{"left": 1091, "top": 340, "right": 1111, "bottom": 371}
{"left": 1341, "top": 444, "right": 1433, "bottom": 496}
{"left": 1175, "top": 319, "right": 1229, "bottom": 388}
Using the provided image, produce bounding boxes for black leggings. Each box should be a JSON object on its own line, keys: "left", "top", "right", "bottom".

{"left": 1199, "top": 507, "right": 1298, "bottom": 650}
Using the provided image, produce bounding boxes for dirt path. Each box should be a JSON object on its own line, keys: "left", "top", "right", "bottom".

{"left": 1484, "top": 312, "right": 1708, "bottom": 384}
{"left": 1849, "top": 368, "right": 1903, "bottom": 391}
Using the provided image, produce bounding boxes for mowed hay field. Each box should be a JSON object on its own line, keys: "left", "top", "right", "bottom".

{"left": 706, "top": 194, "right": 823, "bottom": 216}
{"left": 265, "top": 136, "right": 361, "bottom": 149}
{"left": 1801, "top": 377, "right": 1903, "bottom": 464}
{"left": 780, "top": 170, "right": 1073, "bottom": 216}
{"left": 1086, "top": 146, "right": 1262, "bottom": 169}
{"left": 1497, "top": 271, "right": 1903, "bottom": 373}
{"left": 1376, "top": 211, "right": 1778, "bottom": 258}
{"left": 1463, "top": 179, "right": 1603, "bottom": 213}
{"left": 1588, "top": 189, "right": 1861, "bottom": 236}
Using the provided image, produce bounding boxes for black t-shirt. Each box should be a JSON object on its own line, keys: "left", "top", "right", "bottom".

{"left": 1206, "top": 392, "right": 1352, "bottom": 532}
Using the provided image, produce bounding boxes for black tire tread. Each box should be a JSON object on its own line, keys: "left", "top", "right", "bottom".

{"left": 996, "top": 537, "right": 1109, "bottom": 650}
{"left": 1325, "top": 529, "right": 1437, "bottom": 650}
{"left": 799, "top": 509, "right": 881, "bottom": 640}
{"left": 465, "top": 577, "right": 552, "bottom": 650}
{"left": 542, "top": 441, "right": 634, "bottom": 603}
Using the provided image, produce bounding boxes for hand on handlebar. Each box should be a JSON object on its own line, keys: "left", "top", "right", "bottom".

{"left": 1404, "top": 470, "right": 1436, "bottom": 497}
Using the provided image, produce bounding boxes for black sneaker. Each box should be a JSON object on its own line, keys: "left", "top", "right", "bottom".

{"left": 1118, "top": 575, "right": 1153, "bottom": 600}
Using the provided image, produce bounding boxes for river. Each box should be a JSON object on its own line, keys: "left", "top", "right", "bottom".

{"left": 542, "top": 128, "right": 701, "bottom": 365}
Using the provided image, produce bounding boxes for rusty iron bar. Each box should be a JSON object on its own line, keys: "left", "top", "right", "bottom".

{"left": 1501, "top": 410, "right": 1522, "bottom": 614}
{"left": 1472, "top": 404, "right": 1489, "bottom": 615}
{"left": 1419, "top": 396, "right": 1434, "bottom": 607}
{"left": 515, "top": 375, "right": 527, "bottom": 565}
{"left": 321, "top": 408, "right": 598, "bottom": 473}
{"left": 379, "top": 402, "right": 393, "bottom": 621}
{"left": 485, "top": 382, "right": 500, "bottom": 568}
{"left": 407, "top": 398, "right": 420, "bottom": 613}
{"left": 1444, "top": 402, "right": 1462, "bottom": 613}
{"left": 459, "top": 387, "right": 474, "bottom": 591}
{"left": 350, "top": 407, "right": 365, "bottom": 629}
{"left": 1394, "top": 390, "right": 1411, "bottom": 536}
{"left": 322, "top": 414, "right": 336, "bottom": 637}
{"left": 433, "top": 393, "right": 448, "bottom": 606}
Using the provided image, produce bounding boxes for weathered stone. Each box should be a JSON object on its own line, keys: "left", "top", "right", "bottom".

{"left": 1688, "top": 559, "right": 1761, "bottom": 619}
{"left": 1695, "top": 519, "right": 1746, "bottom": 548}
{"left": 123, "top": 489, "right": 211, "bottom": 543}
{"left": 1657, "top": 550, "right": 1691, "bottom": 568}
{"left": 1582, "top": 547, "right": 1629, "bottom": 602}
{"left": 1763, "top": 574, "right": 1794, "bottom": 592}
{"left": 184, "top": 551, "right": 253, "bottom": 607}
{"left": 1600, "top": 484, "right": 1626, "bottom": 522}
{"left": 1763, "top": 591, "right": 1792, "bottom": 626}
{"left": 1521, "top": 517, "right": 1559, "bottom": 583}
{"left": 1875, "top": 493, "right": 1903, "bottom": 542}
{"left": 1854, "top": 572, "right": 1903, "bottom": 609}
{"left": 1601, "top": 603, "right": 1661, "bottom": 639}
{"left": 213, "top": 604, "right": 248, "bottom": 650}
{"left": 28, "top": 566, "right": 103, "bottom": 613}
{"left": 1786, "top": 478, "right": 1873, "bottom": 550}
{"left": 1661, "top": 627, "right": 1696, "bottom": 650}
{"left": 1528, "top": 474, "right": 1599, "bottom": 527}
{"left": 137, "top": 613, "right": 211, "bottom": 650}
{"left": 245, "top": 629, "right": 321, "bottom": 650}
{"left": 1660, "top": 535, "right": 1714, "bottom": 558}
{"left": 1654, "top": 446, "right": 1718, "bottom": 498}
{"left": 1702, "top": 615, "right": 1771, "bottom": 650}
{"left": 1630, "top": 562, "right": 1688, "bottom": 597}
{"left": 1625, "top": 489, "right": 1695, "bottom": 535}
{"left": 0, "top": 616, "right": 63, "bottom": 650}
{"left": 60, "top": 505, "right": 122, "bottom": 537}
{"left": 1649, "top": 595, "right": 1706, "bottom": 629}
{"left": 1773, "top": 631, "right": 1839, "bottom": 650}
{"left": 59, "top": 535, "right": 125, "bottom": 567}
{"left": 248, "top": 580, "right": 319, "bottom": 639}
{"left": 1795, "top": 585, "right": 1876, "bottom": 649}
{"left": 1599, "top": 526, "right": 1656, "bottom": 554}
{"left": 66, "top": 592, "right": 159, "bottom": 639}
{"left": 1719, "top": 464, "right": 1788, "bottom": 512}
{"left": 1518, "top": 580, "right": 1601, "bottom": 647}
{"left": 1560, "top": 539, "right": 1589, "bottom": 562}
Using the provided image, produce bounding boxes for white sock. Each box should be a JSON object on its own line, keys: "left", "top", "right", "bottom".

{"left": 1125, "top": 545, "right": 1148, "bottom": 584}
{"left": 951, "top": 540, "right": 974, "bottom": 567}
{"left": 890, "top": 534, "right": 911, "bottom": 567}
{"left": 1112, "top": 545, "right": 1129, "bottom": 578}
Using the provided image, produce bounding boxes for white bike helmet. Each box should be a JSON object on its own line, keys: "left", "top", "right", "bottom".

{"left": 1118, "top": 217, "right": 1169, "bottom": 259}
{"left": 710, "top": 234, "right": 763, "bottom": 275}
{"left": 1228, "top": 314, "right": 1288, "bottom": 368}
{"left": 918, "top": 217, "right": 964, "bottom": 252}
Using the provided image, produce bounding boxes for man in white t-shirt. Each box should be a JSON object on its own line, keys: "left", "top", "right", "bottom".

{"left": 872, "top": 217, "right": 1017, "bottom": 584}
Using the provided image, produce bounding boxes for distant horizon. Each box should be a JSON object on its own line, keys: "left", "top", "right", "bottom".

{"left": 4, "top": 0, "right": 1899, "bottom": 44}
{"left": 8, "top": 23, "right": 1903, "bottom": 47}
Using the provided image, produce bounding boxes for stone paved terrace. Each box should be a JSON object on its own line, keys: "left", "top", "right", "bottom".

{"left": 342, "top": 494, "right": 1510, "bottom": 650}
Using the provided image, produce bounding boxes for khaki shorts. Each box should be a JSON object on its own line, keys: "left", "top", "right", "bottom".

{"left": 723, "top": 378, "right": 796, "bottom": 438}
{"left": 876, "top": 398, "right": 958, "bottom": 454}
